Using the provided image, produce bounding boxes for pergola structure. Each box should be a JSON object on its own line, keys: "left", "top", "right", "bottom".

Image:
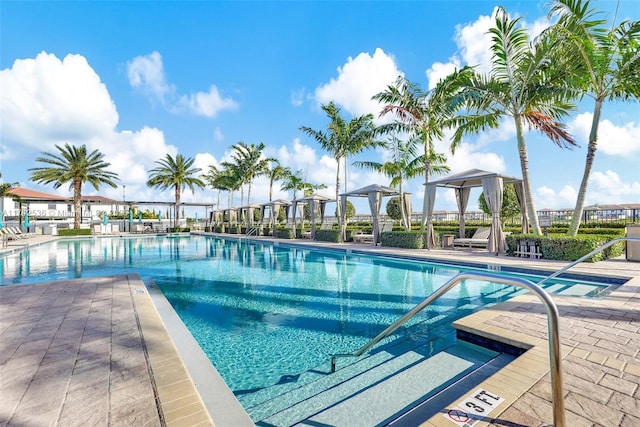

{"left": 259, "top": 199, "right": 292, "bottom": 237}
{"left": 340, "top": 184, "right": 403, "bottom": 245}
{"left": 291, "top": 193, "right": 335, "bottom": 239}
{"left": 424, "top": 168, "right": 527, "bottom": 254}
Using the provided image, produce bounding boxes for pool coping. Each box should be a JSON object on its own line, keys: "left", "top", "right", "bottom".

{"left": 3, "top": 233, "right": 640, "bottom": 426}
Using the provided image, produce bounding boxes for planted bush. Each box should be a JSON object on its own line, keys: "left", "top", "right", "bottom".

{"left": 506, "top": 234, "right": 624, "bottom": 262}
{"left": 380, "top": 231, "right": 424, "bottom": 249}
{"left": 59, "top": 228, "right": 92, "bottom": 237}
{"left": 275, "top": 227, "right": 294, "bottom": 239}
{"left": 315, "top": 229, "right": 341, "bottom": 243}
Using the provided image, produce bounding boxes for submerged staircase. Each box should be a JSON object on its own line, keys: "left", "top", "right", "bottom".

{"left": 238, "top": 321, "right": 512, "bottom": 426}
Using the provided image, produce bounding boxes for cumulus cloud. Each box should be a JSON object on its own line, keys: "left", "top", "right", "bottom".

{"left": 177, "top": 85, "right": 238, "bottom": 117}
{"left": 535, "top": 170, "right": 640, "bottom": 209}
{"left": 314, "top": 48, "right": 402, "bottom": 120}
{"left": 127, "top": 51, "right": 238, "bottom": 117}
{"left": 127, "top": 51, "right": 173, "bottom": 104}
{"left": 0, "top": 51, "right": 179, "bottom": 200}
{"left": 571, "top": 112, "right": 640, "bottom": 156}
{"left": 0, "top": 51, "right": 118, "bottom": 156}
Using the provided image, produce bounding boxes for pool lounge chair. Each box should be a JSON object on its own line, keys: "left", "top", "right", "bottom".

{"left": 452, "top": 227, "right": 490, "bottom": 248}
{"left": 9, "top": 227, "right": 35, "bottom": 239}
{"left": 1, "top": 228, "right": 20, "bottom": 240}
{"left": 353, "top": 222, "right": 393, "bottom": 244}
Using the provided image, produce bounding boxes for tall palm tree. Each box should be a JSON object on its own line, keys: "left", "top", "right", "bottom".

{"left": 146, "top": 153, "right": 205, "bottom": 225}
{"left": 299, "top": 101, "right": 378, "bottom": 240}
{"left": 280, "top": 169, "right": 306, "bottom": 200}
{"left": 549, "top": 0, "right": 640, "bottom": 236}
{"left": 266, "top": 160, "right": 291, "bottom": 201}
{"left": 29, "top": 143, "right": 119, "bottom": 229}
{"left": 202, "top": 165, "right": 228, "bottom": 209}
{"left": 450, "top": 7, "right": 579, "bottom": 235}
{"left": 373, "top": 69, "right": 472, "bottom": 239}
{"left": 223, "top": 142, "right": 274, "bottom": 205}
{"left": 354, "top": 135, "right": 444, "bottom": 230}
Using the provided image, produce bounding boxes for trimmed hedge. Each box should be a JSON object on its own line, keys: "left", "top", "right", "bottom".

{"left": 506, "top": 233, "right": 624, "bottom": 262}
{"left": 380, "top": 231, "right": 424, "bottom": 249}
{"left": 315, "top": 229, "right": 341, "bottom": 243}
{"left": 59, "top": 228, "right": 92, "bottom": 237}
{"left": 168, "top": 227, "right": 190, "bottom": 233}
{"left": 275, "top": 227, "right": 294, "bottom": 239}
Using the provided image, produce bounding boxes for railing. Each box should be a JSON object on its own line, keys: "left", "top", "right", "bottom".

{"left": 245, "top": 227, "right": 259, "bottom": 237}
{"left": 330, "top": 271, "right": 565, "bottom": 427}
{"left": 537, "top": 237, "right": 639, "bottom": 287}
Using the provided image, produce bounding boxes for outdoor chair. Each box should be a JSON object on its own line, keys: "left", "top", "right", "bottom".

{"left": 1, "top": 228, "right": 20, "bottom": 240}
{"left": 9, "top": 227, "right": 34, "bottom": 238}
{"left": 353, "top": 222, "right": 393, "bottom": 244}
{"left": 452, "top": 227, "right": 490, "bottom": 248}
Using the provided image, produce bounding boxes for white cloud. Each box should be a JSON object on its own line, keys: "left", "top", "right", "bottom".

{"left": 453, "top": 10, "right": 495, "bottom": 75}
{"left": 314, "top": 48, "right": 402, "bottom": 120}
{"left": 127, "top": 51, "right": 238, "bottom": 118}
{"left": 213, "top": 126, "right": 224, "bottom": 142}
{"left": 571, "top": 112, "right": 640, "bottom": 156}
{"left": 177, "top": 85, "right": 238, "bottom": 117}
{"left": 0, "top": 51, "right": 180, "bottom": 201}
{"left": 0, "top": 51, "right": 118, "bottom": 155}
{"left": 127, "top": 51, "right": 173, "bottom": 103}
{"left": 290, "top": 88, "right": 306, "bottom": 107}
{"left": 535, "top": 170, "right": 640, "bottom": 209}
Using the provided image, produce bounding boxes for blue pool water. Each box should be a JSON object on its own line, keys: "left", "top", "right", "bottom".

{"left": 0, "top": 235, "right": 615, "bottom": 406}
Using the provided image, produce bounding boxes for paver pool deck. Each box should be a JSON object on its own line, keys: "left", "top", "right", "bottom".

{"left": 1, "top": 233, "right": 639, "bottom": 426}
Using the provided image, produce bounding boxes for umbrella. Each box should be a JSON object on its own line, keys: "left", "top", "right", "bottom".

{"left": 158, "top": 211, "right": 162, "bottom": 220}
{"left": 102, "top": 212, "right": 108, "bottom": 225}
{"left": 129, "top": 210, "right": 133, "bottom": 222}
{"left": 23, "top": 212, "right": 30, "bottom": 230}
{"left": 0, "top": 216, "right": 3, "bottom": 228}
{"left": 195, "top": 212, "right": 198, "bottom": 222}
{"left": 138, "top": 212, "right": 142, "bottom": 222}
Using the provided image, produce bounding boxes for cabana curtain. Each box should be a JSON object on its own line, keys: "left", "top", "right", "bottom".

{"left": 482, "top": 176, "right": 507, "bottom": 254}
{"left": 423, "top": 184, "right": 437, "bottom": 249}
{"left": 455, "top": 187, "right": 470, "bottom": 238}
{"left": 513, "top": 182, "right": 529, "bottom": 234}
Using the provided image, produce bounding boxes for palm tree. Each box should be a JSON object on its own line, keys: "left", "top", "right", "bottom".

{"left": 354, "top": 135, "right": 443, "bottom": 230}
{"left": 29, "top": 143, "right": 119, "bottom": 229}
{"left": 223, "top": 142, "right": 274, "bottom": 205}
{"left": 373, "top": 69, "right": 472, "bottom": 240}
{"left": 202, "top": 165, "right": 229, "bottom": 209}
{"left": 548, "top": 0, "right": 640, "bottom": 236}
{"left": 299, "top": 101, "right": 378, "bottom": 240}
{"left": 266, "top": 160, "right": 291, "bottom": 202}
{"left": 146, "top": 153, "right": 205, "bottom": 226}
{"left": 450, "top": 7, "right": 579, "bottom": 235}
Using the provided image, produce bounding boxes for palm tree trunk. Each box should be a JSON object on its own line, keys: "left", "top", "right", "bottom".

{"left": 515, "top": 117, "right": 541, "bottom": 235}
{"left": 335, "top": 157, "right": 342, "bottom": 242}
{"left": 73, "top": 180, "right": 82, "bottom": 229}
{"left": 569, "top": 98, "right": 602, "bottom": 236}
{"left": 174, "top": 186, "right": 181, "bottom": 226}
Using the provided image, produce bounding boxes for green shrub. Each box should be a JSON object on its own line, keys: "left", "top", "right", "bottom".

{"left": 506, "top": 233, "right": 624, "bottom": 262}
{"left": 275, "top": 227, "right": 294, "bottom": 239}
{"left": 228, "top": 226, "right": 239, "bottom": 234}
{"left": 59, "top": 228, "right": 92, "bottom": 237}
{"left": 315, "top": 229, "right": 341, "bottom": 243}
{"left": 380, "top": 231, "right": 424, "bottom": 249}
{"left": 169, "top": 227, "right": 190, "bottom": 233}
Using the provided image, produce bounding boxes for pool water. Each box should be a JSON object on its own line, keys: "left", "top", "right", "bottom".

{"left": 0, "top": 235, "right": 614, "bottom": 413}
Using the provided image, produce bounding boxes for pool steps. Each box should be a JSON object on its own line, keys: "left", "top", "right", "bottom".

{"left": 239, "top": 280, "right": 590, "bottom": 425}
{"left": 251, "top": 339, "right": 504, "bottom": 426}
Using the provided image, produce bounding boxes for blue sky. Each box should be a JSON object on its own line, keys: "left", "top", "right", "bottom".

{"left": 1, "top": 0, "right": 638, "bottom": 217}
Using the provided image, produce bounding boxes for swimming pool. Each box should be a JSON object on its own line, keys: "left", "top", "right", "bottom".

{"left": 0, "top": 235, "right": 617, "bottom": 422}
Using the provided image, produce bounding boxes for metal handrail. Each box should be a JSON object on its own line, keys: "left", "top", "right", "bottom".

{"left": 330, "top": 271, "right": 566, "bottom": 427}
{"left": 246, "top": 227, "right": 259, "bottom": 237}
{"left": 537, "top": 237, "right": 639, "bottom": 287}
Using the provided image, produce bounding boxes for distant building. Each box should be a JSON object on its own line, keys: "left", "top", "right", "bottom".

{"left": 1, "top": 187, "right": 121, "bottom": 224}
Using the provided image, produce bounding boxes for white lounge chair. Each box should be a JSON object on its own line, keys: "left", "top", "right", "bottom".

{"left": 353, "top": 222, "right": 393, "bottom": 244}
{"left": 452, "top": 227, "right": 490, "bottom": 248}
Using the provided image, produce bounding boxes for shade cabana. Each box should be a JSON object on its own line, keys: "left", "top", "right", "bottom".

{"left": 340, "top": 184, "right": 401, "bottom": 245}
{"left": 424, "top": 168, "right": 527, "bottom": 254}
{"left": 259, "top": 199, "right": 292, "bottom": 237}
{"left": 292, "top": 193, "right": 335, "bottom": 239}
{"left": 238, "top": 203, "right": 261, "bottom": 228}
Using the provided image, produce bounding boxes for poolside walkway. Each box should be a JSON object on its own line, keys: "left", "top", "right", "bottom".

{"left": 1, "top": 233, "right": 640, "bottom": 426}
